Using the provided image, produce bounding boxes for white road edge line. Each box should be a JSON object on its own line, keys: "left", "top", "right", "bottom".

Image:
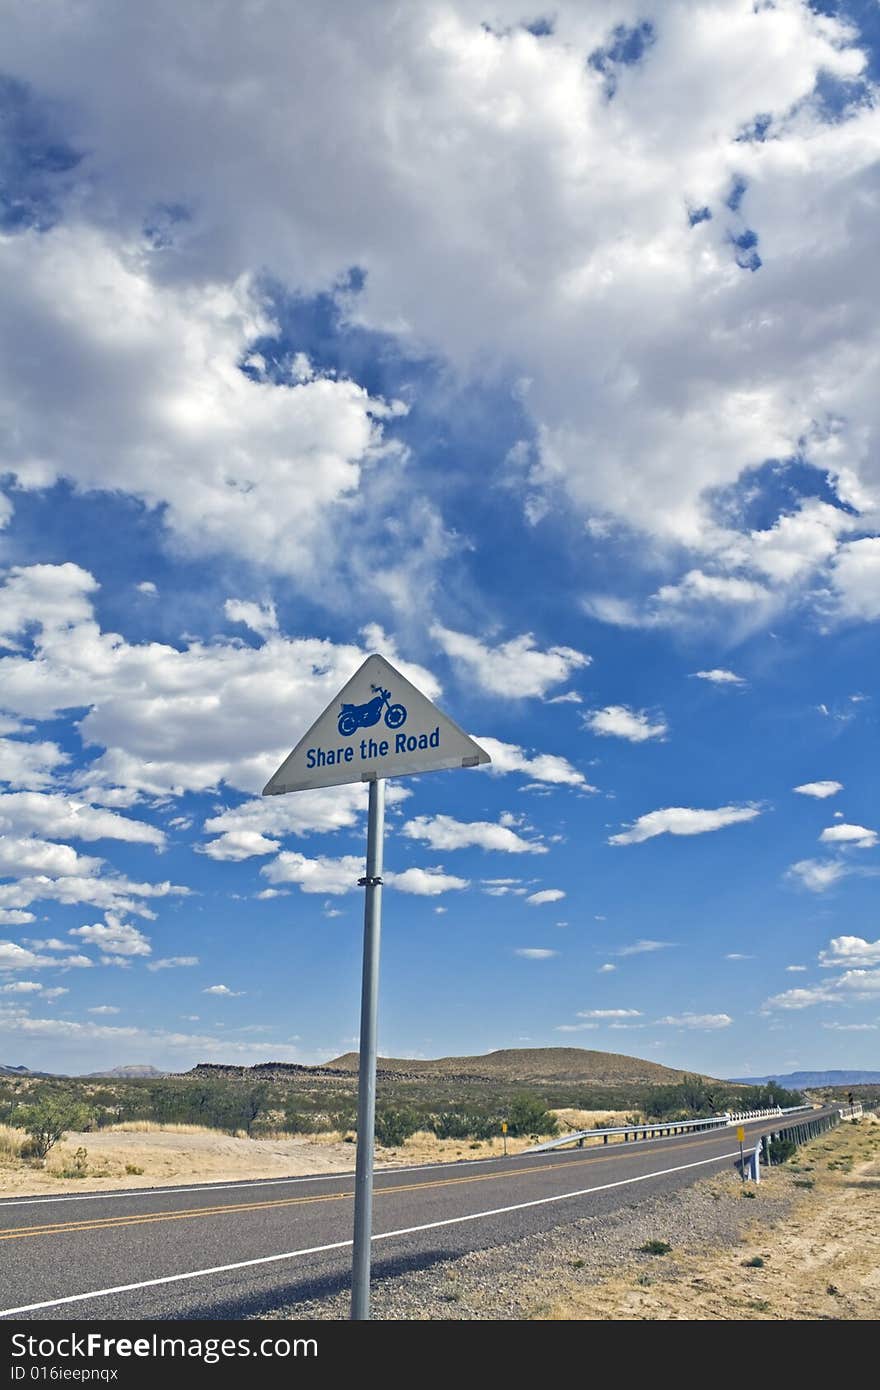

{"left": 0, "top": 1148, "right": 741, "bottom": 1317}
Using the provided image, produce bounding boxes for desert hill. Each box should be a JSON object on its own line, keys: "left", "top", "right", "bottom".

{"left": 321, "top": 1047, "right": 710, "bottom": 1085}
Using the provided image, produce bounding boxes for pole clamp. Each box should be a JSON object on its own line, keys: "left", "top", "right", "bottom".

{"left": 358, "top": 875, "right": 383, "bottom": 888}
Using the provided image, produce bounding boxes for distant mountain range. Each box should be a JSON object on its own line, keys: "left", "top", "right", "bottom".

{"left": 83, "top": 1065, "right": 167, "bottom": 1079}
{"left": 731, "top": 1070, "right": 880, "bottom": 1087}
{"left": 0, "top": 1064, "right": 55, "bottom": 1078}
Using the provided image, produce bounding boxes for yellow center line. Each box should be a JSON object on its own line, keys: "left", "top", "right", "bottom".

{"left": 0, "top": 1133, "right": 733, "bottom": 1243}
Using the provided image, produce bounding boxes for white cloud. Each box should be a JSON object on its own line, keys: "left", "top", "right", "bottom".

{"left": 555, "top": 1021, "right": 597, "bottom": 1031}
{"left": 819, "top": 936, "right": 880, "bottom": 970}
{"left": 762, "top": 984, "right": 835, "bottom": 1010}
{"left": 793, "top": 780, "right": 843, "bottom": 799}
{"left": 614, "top": 940, "right": 675, "bottom": 957}
{"left": 785, "top": 965, "right": 807, "bottom": 973}
{"left": 525, "top": 888, "right": 565, "bottom": 906}
{"left": 262, "top": 852, "right": 365, "bottom": 896}
{"left": 724, "top": 953, "right": 753, "bottom": 961}
{"left": 0, "top": 981, "right": 43, "bottom": 994}
{"left": 224, "top": 599, "right": 278, "bottom": 638}
{"left": 835, "top": 969, "right": 880, "bottom": 997}
{"left": 136, "top": 581, "right": 158, "bottom": 597}
{"left": 146, "top": 956, "right": 199, "bottom": 972}
{"left": 610, "top": 805, "right": 759, "bottom": 845}
{"left": 586, "top": 706, "right": 667, "bottom": 743}
{"left": 401, "top": 814, "right": 545, "bottom": 854}
{"left": 657, "top": 1012, "right": 733, "bottom": 1029}
{"left": 514, "top": 948, "right": 559, "bottom": 960}
{"left": 261, "top": 850, "right": 468, "bottom": 896}
{"left": 384, "top": 867, "right": 469, "bottom": 896}
{"left": 830, "top": 537, "right": 880, "bottom": 622}
{"left": 598, "top": 963, "right": 616, "bottom": 974}
{"left": 69, "top": 917, "right": 151, "bottom": 958}
{"left": 0, "top": 910, "right": 36, "bottom": 926}
{"left": 691, "top": 669, "right": 746, "bottom": 686}
{"left": 430, "top": 626, "right": 589, "bottom": 698}
{"left": 88, "top": 1005, "right": 120, "bottom": 1015}
{"left": 0, "top": 837, "right": 103, "bottom": 879}
{"left": 201, "top": 784, "right": 410, "bottom": 860}
{"left": 819, "top": 823, "right": 877, "bottom": 850}
{"left": 0, "top": 5, "right": 879, "bottom": 630}
{"left": 821, "top": 1021, "right": 877, "bottom": 1032}
{"left": 578, "top": 1009, "right": 642, "bottom": 1019}
{"left": 203, "top": 984, "right": 244, "bottom": 997}
{"left": 0, "top": 941, "right": 56, "bottom": 971}
{"left": 0, "top": 737, "right": 69, "bottom": 790}
{"left": 0, "top": 563, "right": 438, "bottom": 800}
{"left": 787, "top": 858, "right": 851, "bottom": 893}
{"left": 0, "top": 792, "right": 164, "bottom": 847}
{"left": 475, "top": 736, "right": 594, "bottom": 789}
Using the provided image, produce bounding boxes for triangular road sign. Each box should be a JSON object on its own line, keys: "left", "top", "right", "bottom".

{"left": 263, "top": 654, "right": 490, "bottom": 795}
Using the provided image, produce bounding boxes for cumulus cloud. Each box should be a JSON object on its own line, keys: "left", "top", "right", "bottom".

{"left": 555, "top": 1021, "right": 597, "bottom": 1031}
{"left": 200, "top": 784, "right": 410, "bottom": 861}
{"left": 203, "top": 984, "right": 244, "bottom": 997}
{"left": 818, "top": 936, "right": 880, "bottom": 970}
{"left": 0, "top": 736, "right": 69, "bottom": 790}
{"left": 0, "top": 4, "right": 879, "bottom": 629}
{"left": 384, "top": 867, "right": 469, "bottom": 896}
{"left": 691, "top": 669, "right": 745, "bottom": 686}
{"left": 598, "top": 963, "right": 616, "bottom": 973}
{"left": 262, "top": 851, "right": 468, "bottom": 896}
{"left": 69, "top": 917, "right": 151, "bottom": 958}
{"left": 224, "top": 599, "right": 279, "bottom": 638}
{"left": 610, "top": 805, "right": 759, "bottom": 845}
{"left": 430, "top": 626, "right": 589, "bottom": 698}
{"left": 0, "top": 563, "right": 436, "bottom": 799}
{"left": 146, "top": 956, "right": 199, "bottom": 972}
{"left": 0, "top": 792, "right": 164, "bottom": 847}
{"left": 514, "top": 948, "right": 559, "bottom": 960}
{"left": 525, "top": 888, "right": 565, "bottom": 906}
{"left": 762, "top": 984, "right": 834, "bottom": 1010}
{"left": 793, "top": 780, "right": 843, "bottom": 799}
{"left": 88, "top": 1005, "right": 120, "bottom": 1015}
{"left": 585, "top": 706, "right": 668, "bottom": 743}
{"left": 475, "top": 737, "right": 594, "bottom": 789}
{"left": 401, "top": 814, "right": 545, "bottom": 854}
{"left": 819, "top": 823, "right": 877, "bottom": 850}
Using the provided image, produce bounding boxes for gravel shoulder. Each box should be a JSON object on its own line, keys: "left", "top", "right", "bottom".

{"left": 255, "top": 1113, "right": 880, "bottom": 1321}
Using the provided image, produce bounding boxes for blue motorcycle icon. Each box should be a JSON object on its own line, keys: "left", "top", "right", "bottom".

{"left": 337, "top": 684, "right": 407, "bottom": 738}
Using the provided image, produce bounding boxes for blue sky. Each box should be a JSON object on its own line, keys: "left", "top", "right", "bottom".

{"left": 0, "top": 1, "right": 878, "bottom": 1078}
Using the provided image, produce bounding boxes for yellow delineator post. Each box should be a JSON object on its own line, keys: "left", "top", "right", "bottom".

{"left": 736, "top": 1124, "right": 746, "bottom": 1181}
{"left": 502, "top": 1120, "right": 508, "bottom": 1157}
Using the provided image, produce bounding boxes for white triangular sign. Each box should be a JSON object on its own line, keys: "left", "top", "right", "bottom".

{"left": 263, "top": 654, "right": 490, "bottom": 795}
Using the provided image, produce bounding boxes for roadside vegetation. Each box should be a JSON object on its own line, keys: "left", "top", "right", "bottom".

{"left": 0, "top": 1072, "right": 805, "bottom": 1152}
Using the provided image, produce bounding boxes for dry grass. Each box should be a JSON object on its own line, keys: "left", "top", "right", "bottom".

{"left": 552, "top": 1108, "right": 640, "bottom": 1131}
{"left": 0, "top": 1124, "right": 24, "bottom": 1160}
{"left": 538, "top": 1112, "right": 880, "bottom": 1321}
{"left": 103, "top": 1121, "right": 226, "bottom": 1135}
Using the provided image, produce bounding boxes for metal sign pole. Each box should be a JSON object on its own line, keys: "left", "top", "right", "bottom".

{"left": 351, "top": 776, "right": 385, "bottom": 1321}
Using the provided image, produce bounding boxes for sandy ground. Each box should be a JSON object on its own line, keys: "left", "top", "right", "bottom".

{"left": 540, "top": 1113, "right": 880, "bottom": 1320}
{"left": 0, "top": 1108, "right": 634, "bottom": 1197}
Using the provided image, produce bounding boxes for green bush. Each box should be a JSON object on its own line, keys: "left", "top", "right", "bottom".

{"left": 430, "top": 1112, "right": 500, "bottom": 1141}
{"left": 639, "top": 1239, "right": 672, "bottom": 1256}
{"left": 768, "top": 1138, "right": 797, "bottom": 1165}
{"left": 16, "top": 1098, "right": 93, "bottom": 1160}
{"left": 506, "top": 1093, "right": 559, "bottom": 1138}
{"left": 374, "top": 1108, "right": 420, "bottom": 1147}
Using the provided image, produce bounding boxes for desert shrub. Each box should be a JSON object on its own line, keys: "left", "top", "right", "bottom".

{"left": 374, "top": 1109, "right": 420, "bottom": 1147}
{"left": 767, "top": 1138, "right": 797, "bottom": 1165}
{"left": 742, "top": 1256, "right": 765, "bottom": 1268}
{"left": 430, "top": 1112, "right": 500, "bottom": 1141}
{"left": 125, "top": 1164, "right": 144, "bottom": 1175}
{"left": 639, "top": 1239, "right": 672, "bottom": 1256}
{"left": 16, "top": 1098, "right": 92, "bottom": 1160}
{"left": 506, "top": 1093, "right": 559, "bottom": 1138}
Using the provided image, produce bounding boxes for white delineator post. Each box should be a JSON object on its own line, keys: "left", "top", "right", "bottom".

{"left": 351, "top": 777, "right": 385, "bottom": 1322}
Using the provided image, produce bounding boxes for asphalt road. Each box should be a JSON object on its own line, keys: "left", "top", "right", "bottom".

{"left": 0, "top": 1112, "right": 834, "bottom": 1320}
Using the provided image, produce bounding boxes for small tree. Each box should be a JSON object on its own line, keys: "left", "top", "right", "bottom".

{"left": 374, "top": 1108, "right": 420, "bottom": 1147}
{"left": 506, "top": 1093, "right": 559, "bottom": 1139}
{"left": 18, "top": 1097, "right": 92, "bottom": 1160}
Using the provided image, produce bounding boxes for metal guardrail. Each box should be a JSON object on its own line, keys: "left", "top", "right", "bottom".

{"left": 524, "top": 1114, "right": 731, "bottom": 1154}
{"left": 525, "top": 1103, "right": 817, "bottom": 1154}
